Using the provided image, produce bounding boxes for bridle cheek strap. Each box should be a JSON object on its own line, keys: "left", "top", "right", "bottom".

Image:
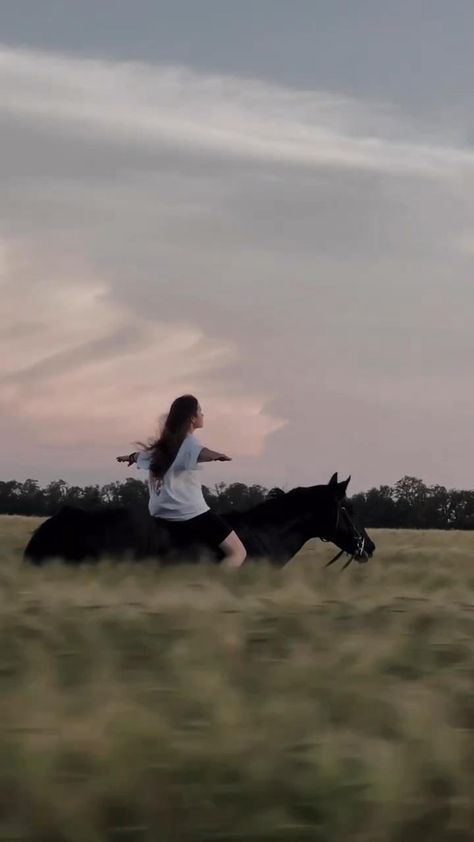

{"left": 322, "top": 503, "right": 366, "bottom": 570}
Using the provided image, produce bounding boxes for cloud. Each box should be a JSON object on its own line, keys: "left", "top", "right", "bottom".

{"left": 2, "top": 44, "right": 474, "bottom": 178}
{"left": 0, "top": 240, "right": 285, "bottom": 477}
{"left": 1, "top": 44, "right": 474, "bottom": 490}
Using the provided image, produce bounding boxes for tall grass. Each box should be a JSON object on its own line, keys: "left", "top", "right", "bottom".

{"left": 1, "top": 516, "right": 473, "bottom": 841}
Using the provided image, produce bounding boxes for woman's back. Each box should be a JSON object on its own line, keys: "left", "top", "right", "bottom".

{"left": 137, "top": 433, "right": 209, "bottom": 520}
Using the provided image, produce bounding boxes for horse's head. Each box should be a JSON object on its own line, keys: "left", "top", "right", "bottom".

{"left": 320, "top": 473, "right": 375, "bottom": 568}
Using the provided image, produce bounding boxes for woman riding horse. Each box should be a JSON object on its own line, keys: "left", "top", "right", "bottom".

{"left": 117, "top": 395, "right": 247, "bottom": 569}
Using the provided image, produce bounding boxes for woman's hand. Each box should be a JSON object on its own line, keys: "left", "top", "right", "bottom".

{"left": 216, "top": 454, "right": 232, "bottom": 461}
{"left": 116, "top": 453, "right": 137, "bottom": 466}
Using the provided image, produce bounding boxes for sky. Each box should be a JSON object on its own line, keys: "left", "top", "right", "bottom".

{"left": 1, "top": 0, "right": 474, "bottom": 493}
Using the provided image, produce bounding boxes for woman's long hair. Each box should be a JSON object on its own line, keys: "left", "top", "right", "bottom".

{"left": 144, "top": 395, "right": 199, "bottom": 480}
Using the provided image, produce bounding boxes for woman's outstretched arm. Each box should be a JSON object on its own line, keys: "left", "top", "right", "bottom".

{"left": 116, "top": 452, "right": 139, "bottom": 466}
{"left": 198, "top": 448, "right": 231, "bottom": 463}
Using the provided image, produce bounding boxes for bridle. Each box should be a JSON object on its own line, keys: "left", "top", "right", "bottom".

{"left": 321, "top": 499, "right": 367, "bottom": 570}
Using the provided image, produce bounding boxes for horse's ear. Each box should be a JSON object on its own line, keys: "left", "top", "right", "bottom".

{"left": 330, "top": 475, "right": 351, "bottom": 500}
{"left": 338, "top": 475, "right": 351, "bottom": 498}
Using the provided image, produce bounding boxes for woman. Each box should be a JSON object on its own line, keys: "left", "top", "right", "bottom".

{"left": 116, "top": 395, "right": 247, "bottom": 569}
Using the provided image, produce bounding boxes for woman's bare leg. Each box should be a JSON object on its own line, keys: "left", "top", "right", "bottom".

{"left": 219, "top": 531, "right": 247, "bottom": 569}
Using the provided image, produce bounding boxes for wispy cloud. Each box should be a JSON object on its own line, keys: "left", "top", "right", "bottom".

{"left": 2, "top": 44, "right": 474, "bottom": 177}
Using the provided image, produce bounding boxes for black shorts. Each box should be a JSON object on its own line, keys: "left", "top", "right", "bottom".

{"left": 155, "top": 510, "right": 233, "bottom": 552}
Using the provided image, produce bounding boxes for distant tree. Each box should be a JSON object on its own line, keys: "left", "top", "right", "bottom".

{"left": 79, "top": 485, "right": 103, "bottom": 508}
{"left": 212, "top": 482, "right": 268, "bottom": 513}
{"left": 423, "top": 484, "right": 450, "bottom": 529}
{"left": 113, "top": 478, "right": 148, "bottom": 510}
{"left": 43, "top": 480, "right": 68, "bottom": 514}
{"left": 2, "top": 474, "right": 474, "bottom": 530}
{"left": 101, "top": 482, "right": 123, "bottom": 506}
{"left": 17, "top": 479, "right": 44, "bottom": 516}
{"left": 351, "top": 485, "right": 399, "bottom": 528}
{"left": 393, "top": 476, "right": 429, "bottom": 528}
{"left": 448, "top": 490, "right": 474, "bottom": 529}
{"left": 0, "top": 480, "right": 22, "bottom": 514}
{"left": 64, "top": 485, "right": 88, "bottom": 508}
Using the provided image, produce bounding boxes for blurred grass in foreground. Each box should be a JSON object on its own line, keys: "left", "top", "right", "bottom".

{"left": 0, "top": 516, "right": 473, "bottom": 841}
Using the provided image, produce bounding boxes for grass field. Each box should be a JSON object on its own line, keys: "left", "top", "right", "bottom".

{"left": 1, "top": 515, "right": 474, "bottom": 841}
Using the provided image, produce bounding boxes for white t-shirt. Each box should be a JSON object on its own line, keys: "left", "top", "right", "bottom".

{"left": 136, "top": 434, "right": 210, "bottom": 520}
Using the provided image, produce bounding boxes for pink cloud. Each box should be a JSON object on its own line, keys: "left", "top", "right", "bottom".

{"left": 0, "top": 238, "right": 286, "bottom": 482}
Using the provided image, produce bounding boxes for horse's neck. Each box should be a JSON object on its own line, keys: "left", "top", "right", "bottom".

{"left": 231, "top": 510, "right": 315, "bottom": 564}
{"left": 273, "top": 520, "right": 310, "bottom": 562}
{"left": 278, "top": 514, "right": 318, "bottom": 558}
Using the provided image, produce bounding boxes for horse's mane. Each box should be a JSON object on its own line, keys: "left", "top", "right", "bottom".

{"left": 222, "top": 484, "right": 327, "bottom": 526}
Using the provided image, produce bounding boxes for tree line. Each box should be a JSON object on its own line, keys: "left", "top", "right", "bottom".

{"left": 1, "top": 475, "right": 474, "bottom": 529}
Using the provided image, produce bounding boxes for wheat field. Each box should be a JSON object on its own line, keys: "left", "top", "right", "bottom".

{"left": 1, "top": 515, "right": 473, "bottom": 841}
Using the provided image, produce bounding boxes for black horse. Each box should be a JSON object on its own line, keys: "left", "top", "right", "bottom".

{"left": 24, "top": 473, "right": 375, "bottom": 568}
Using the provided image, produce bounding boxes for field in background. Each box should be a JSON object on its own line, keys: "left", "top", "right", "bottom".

{"left": 1, "top": 516, "right": 474, "bottom": 841}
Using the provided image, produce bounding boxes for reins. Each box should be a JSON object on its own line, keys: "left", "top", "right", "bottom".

{"left": 322, "top": 501, "right": 366, "bottom": 570}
